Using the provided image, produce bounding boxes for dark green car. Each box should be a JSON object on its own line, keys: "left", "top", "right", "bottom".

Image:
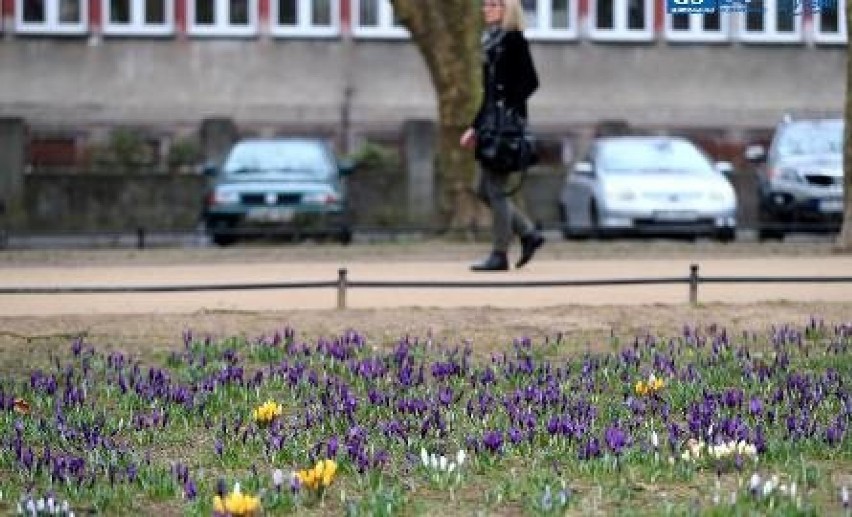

{"left": 203, "top": 138, "right": 354, "bottom": 246}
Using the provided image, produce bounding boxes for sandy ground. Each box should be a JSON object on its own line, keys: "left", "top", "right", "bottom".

{"left": 0, "top": 241, "right": 849, "bottom": 354}
{"left": 0, "top": 252, "right": 850, "bottom": 314}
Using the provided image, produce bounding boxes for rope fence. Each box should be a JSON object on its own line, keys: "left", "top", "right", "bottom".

{"left": 2, "top": 264, "right": 852, "bottom": 309}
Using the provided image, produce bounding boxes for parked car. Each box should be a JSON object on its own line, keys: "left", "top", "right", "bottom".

{"left": 202, "top": 138, "right": 354, "bottom": 246}
{"left": 745, "top": 116, "right": 843, "bottom": 240}
{"left": 559, "top": 136, "right": 737, "bottom": 241}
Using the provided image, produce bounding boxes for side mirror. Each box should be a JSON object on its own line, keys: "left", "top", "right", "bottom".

{"left": 715, "top": 161, "right": 734, "bottom": 177}
{"left": 338, "top": 159, "right": 355, "bottom": 177}
{"left": 744, "top": 145, "right": 766, "bottom": 164}
{"left": 202, "top": 164, "right": 219, "bottom": 177}
{"left": 574, "top": 161, "right": 595, "bottom": 177}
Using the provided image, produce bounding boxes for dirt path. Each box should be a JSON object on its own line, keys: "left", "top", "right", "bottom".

{"left": 1, "top": 255, "right": 850, "bottom": 315}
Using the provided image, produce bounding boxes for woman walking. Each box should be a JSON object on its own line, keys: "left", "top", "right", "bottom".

{"left": 460, "top": 0, "right": 544, "bottom": 272}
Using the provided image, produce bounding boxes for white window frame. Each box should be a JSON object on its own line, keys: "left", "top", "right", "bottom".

{"left": 736, "top": 0, "right": 803, "bottom": 43}
{"left": 270, "top": 0, "right": 339, "bottom": 37}
{"left": 524, "top": 0, "right": 580, "bottom": 40}
{"left": 352, "top": 0, "right": 408, "bottom": 39}
{"left": 102, "top": 0, "right": 174, "bottom": 35}
{"left": 188, "top": 0, "right": 258, "bottom": 36}
{"left": 15, "top": 0, "right": 88, "bottom": 34}
{"left": 665, "top": 12, "right": 731, "bottom": 41}
{"left": 813, "top": 0, "right": 846, "bottom": 43}
{"left": 587, "top": 0, "right": 654, "bottom": 41}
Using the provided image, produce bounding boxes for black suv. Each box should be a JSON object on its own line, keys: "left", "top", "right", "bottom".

{"left": 745, "top": 116, "right": 843, "bottom": 240}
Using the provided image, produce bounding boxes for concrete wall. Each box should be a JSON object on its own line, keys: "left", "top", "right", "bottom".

{"left": 0, "top": 39, "right": 845, "bottom": 134}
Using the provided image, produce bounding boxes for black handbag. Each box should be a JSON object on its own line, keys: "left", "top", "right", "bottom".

{"left": 475, "top": 102, "right": 538, "bottom": 175}
{"left": 475, "top": 35, "right": 539, "bottom": 175}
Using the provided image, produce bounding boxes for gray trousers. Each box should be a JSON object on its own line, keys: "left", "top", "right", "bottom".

{"left": 474, "top": 166, "right": 535, "bottom": 253}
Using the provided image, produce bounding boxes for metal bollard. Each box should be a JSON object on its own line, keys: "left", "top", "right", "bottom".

{"left": 337, "top": 268, "right": 348, "bottom": 309}
{"left": 689, "top": 263, "right": 699, "bottom": 306}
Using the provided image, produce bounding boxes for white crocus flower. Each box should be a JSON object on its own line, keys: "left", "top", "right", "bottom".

{"left": 651, "top": 431, "right": 659, "bottom": 449}
{"left": 749, "top": 473, "right": 761, "bottom": 492}
{"left": 36, "top": 499, "right": 45, "bottom": 512}
{"left": 272, "top": 468, "right": 285, "bottom": 488}
{"left": 447, "top": 462, "right": 457, "bottom": 474}
{"left": 762, "top": 479, "right": 774, "bottom": 497}
{"left": 233, "top": 482, "right": 241, "bottom": 495}
{"left": 439, "top": 455, "right": 448, "bottom": 472}
{"left": 430, "top": 453, "right": 439, "bottom": 471}
{"left": 456, "top": 449, "right": 467, "bottom": 467}
{"left": 421, "top": 447, "right": 429, "bottom": 468}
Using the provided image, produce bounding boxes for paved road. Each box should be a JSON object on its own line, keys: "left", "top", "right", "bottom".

{"left": 0, "top": 256, "right": 850, "bottom": 315}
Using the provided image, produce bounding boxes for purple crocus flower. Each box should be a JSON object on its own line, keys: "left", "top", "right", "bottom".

{"left": 184, "top": 480, "right": 197, "bottom": 500}
{"left": 748, "top": 397, "right": 763, "bottom": 416}
{"left": 579, "top": 437, "right": 601, "bottom": 460}
{"left": 604, "top": 425, "right": 628, "bottom": 455}
{"left": 482, "top": 430, "right": 504, "bottom": 453}
{"left": 825, "top": 425, "right": 843, "bottom": 447}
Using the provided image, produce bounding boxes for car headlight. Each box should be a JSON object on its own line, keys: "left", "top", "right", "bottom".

{"left": 213, "top": 190, "right": 240, "bottom": 205}
{"left": 303, "top": 192, "right": 340, "bottom": 205}
{"left": 776, "top": 168, "right": 803, "bottom": 183}
{"left": 606, "top": 190, "right": 636, "bottom": 202}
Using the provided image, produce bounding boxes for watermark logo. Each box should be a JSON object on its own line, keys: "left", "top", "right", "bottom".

{"left": 666, "top": 0, "right": 716, "bottom": 14}
{"left": 666, "top": 0, "right": 837, "bottom": 13}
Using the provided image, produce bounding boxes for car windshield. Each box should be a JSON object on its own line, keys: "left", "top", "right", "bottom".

{"left": 597, "top": 139, "right": 714, "bottom": 175}
{"left": 223, "top": 140, "right": 334, "bottom": 177}
{"left": 776, "top": 122, "right": 843, "bottom": 157}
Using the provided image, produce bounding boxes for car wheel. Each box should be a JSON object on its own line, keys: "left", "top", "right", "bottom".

{"left": 208, "top": 219, "right": 237, "bottom": 246}
{"left": 715, "top": 228, "right": 736, "bottom": 243}
{"left": 757, "top": 211, "right": 785, "bottom": 241}
{"left": 559, "top": 203, "right": 584, "bottom": 241}
{"left": 337, "top": 226, "right": 353, "bottom": 245}
{"left": 589, "top": 201, "right": 609, "bottom": 240}
{"left": 212, "top": 233, "right": 237, "bottom": 246}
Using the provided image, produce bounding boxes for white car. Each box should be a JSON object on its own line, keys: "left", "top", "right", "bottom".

{"left": 559, "top": 136, "right": 737, "bottom": 241}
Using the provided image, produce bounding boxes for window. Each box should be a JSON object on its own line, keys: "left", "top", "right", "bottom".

{"left": 522, "top": 0, "right": 579, "bottom": 39}
{"left": 15, "top": 0, "right": 88, "bottom": 34}
{"left": 103, "top": 0, "right": 174, "bottom": 35}
{"left": 352, "top": 0, "right": 407, "bottom": 38}
{"left": 271, "top": 0, "right": 339, "bottom": 37}
{"left": 588, "top": 0, "right": 654, "bottom": 41}
{"left": 737, "top": 0, "right": 802, "bottom": 42}
{"left": 665, "top": 12, "right": 730, "bottom": 41}
{"left": 814, "top": 0, "right": 846, "bottom": 43}
{"left": 188, "top": 0, "right": 257, "bottom": 36}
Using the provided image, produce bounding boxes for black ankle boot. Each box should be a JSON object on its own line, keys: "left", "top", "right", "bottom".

{"left": 470, "top": 251, "right": 509, "bottom": 272}
{"left": 516, "top": 232, "right": 545, "bottom": 269}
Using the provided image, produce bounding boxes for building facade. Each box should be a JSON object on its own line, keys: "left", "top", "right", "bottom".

{"left": 0, "top": 0, "right": 847, "bottom": 166}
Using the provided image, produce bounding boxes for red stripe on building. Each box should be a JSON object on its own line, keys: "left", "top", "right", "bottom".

{"left": 654, "top": 0, "right": 664, "bottom": 34}
{"left": 340, "top": 0, "right": 351, "bottom": 34}
{"left": 89, "top": 0, "right": 101, "bottom": 29}
{"left": 1, "top": 0, "right": 12, "bottom": 19}
{"left": 259, "top": 0, "right": 269, "bottom": 27}
{"left": 175, "top": 0, "right": 186, "bottom": 38}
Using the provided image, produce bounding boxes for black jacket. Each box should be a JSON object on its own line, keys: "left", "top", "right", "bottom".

{"left": 472, "top": 30, "right": 539, "bottom": 131}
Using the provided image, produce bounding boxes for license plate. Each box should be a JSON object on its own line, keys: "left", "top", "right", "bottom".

{"left": 247, "top": 207, "right": 295, "bottom": 223}
{"left": 654, "top": 210, "right": 698, "bottom": 222}
{"left": 819, "top": 199, "right": 843, "bottom": 213}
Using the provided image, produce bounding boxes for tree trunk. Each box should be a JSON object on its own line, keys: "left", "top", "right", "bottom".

{"left": 390, "top": 0, "right": 490, "bottom": 232}
{"left": 838, "top": 0, "right": 852, "bottom": 250}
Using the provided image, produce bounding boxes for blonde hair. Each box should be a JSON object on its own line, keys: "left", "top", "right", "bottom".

{"left": 501, "top": 0, "right": 526, "bottom": 31}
